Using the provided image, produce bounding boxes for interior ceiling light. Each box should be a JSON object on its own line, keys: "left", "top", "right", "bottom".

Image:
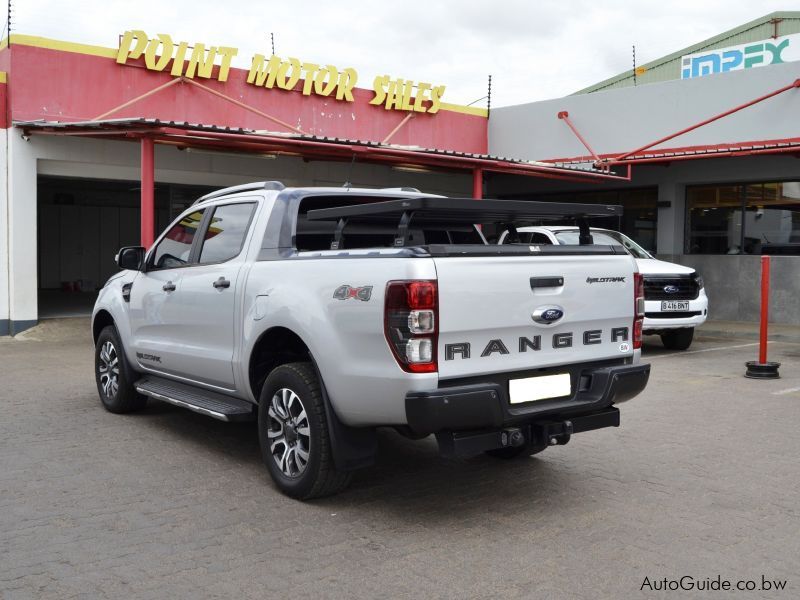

{"left": 392, "top": 164, "right": 434, "bottom": 173}
{"left": 183, "top": 147, "right": 276, "bottom": 159}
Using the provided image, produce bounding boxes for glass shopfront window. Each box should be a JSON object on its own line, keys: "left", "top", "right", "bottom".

{"left": 502, "top": 187, "right": 658, "bottom": 251}
{"left": 686, "top": 181, "right": 800, "bottom": 254}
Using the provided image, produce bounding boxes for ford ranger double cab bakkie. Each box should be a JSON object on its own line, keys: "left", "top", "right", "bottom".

{"left": 92, "top": 182, "right": 650, "bottom": 499}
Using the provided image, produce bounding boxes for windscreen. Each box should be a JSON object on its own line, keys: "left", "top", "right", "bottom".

{"left": 554, "top": 230, "right": 652, "bottom": 259}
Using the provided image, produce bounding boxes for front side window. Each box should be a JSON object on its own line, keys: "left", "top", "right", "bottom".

{"left": 198, "top": 203, "right": 256, "bottom": 264}
{"left": 150, "top": 210, "right": 205, "bottom": 270}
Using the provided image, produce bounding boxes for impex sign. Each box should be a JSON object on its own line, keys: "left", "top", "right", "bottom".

{"left": 681, "top": 33, "right": 800, "bottom": 79}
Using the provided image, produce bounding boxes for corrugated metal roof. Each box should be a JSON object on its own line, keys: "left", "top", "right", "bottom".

{"left": 14, "top": 117, "right": 615, "bottom": 176}
{"left": 549, "top": 137, "right": 800, "bottom": 166}
{"left": 574, "top": 11, "right": 800, "bottom": 95}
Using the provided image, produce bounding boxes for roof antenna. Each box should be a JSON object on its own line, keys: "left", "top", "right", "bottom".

{"left": 270, "top": 32, "right": 275, "bottom": 55}
{"left": 342, "top": 154, "right": 356, "bottom": 190}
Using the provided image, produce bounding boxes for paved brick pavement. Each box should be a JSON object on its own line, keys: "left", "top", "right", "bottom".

{"left": 1, "top": 319, "right": 798, "bottom": 599}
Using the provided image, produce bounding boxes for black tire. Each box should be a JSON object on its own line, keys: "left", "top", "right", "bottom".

{"left": 485, "top": 441, "right": 548, "bottom": 459}
{"left": 258, "top": 362, "right": 352, "bottom": 500}
{"left": 94, "top": 325, "right": 147, "bottom": 414}
{"left": 660, "top": 328, "right": 695, "bottom": 350}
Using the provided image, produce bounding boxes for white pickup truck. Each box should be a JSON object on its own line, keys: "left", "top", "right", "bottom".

{"left": 499, "top": 226, "right": 708, "bottom": 350}
{"left": 92, "top": 183, "right": 650, "bottom": 499}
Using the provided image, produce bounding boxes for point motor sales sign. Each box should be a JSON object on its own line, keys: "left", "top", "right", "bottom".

{"left": 116, "top": 30, "right": 447, "bottom": 114}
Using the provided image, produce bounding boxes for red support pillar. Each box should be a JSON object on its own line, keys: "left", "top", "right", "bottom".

{"left": 745, "top": 254, "right": 780, "bottom": 378}
{"left": 140, "top": 137, "right": 155, "bottom": 248}
{"left": 472, "top": 167, "right": 483, "bottom": 199}
{"left": 759, "top": 255, "right": 770, "bottom": 364}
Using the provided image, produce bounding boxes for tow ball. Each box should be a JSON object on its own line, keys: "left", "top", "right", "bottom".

{"left": 536, "top": 419, "right": 573, "bottom": 446}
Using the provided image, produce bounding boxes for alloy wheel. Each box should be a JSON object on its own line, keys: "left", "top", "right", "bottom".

{"left": 98, "top": 340, "right": 120, "bottom": 399}
{"left": 267, "top": 388, "right": 311, "bottom": 477}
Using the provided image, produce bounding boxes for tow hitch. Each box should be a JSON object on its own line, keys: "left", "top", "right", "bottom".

{"left": 536, "top": 420, "right": 573, "bottom": 446}
{"left": 435, "top": 408, "right": 620, "bottom": 457}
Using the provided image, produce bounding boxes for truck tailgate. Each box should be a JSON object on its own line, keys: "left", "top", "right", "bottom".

{"left": 434, "top": 254, "right": 637, "bottom": 379}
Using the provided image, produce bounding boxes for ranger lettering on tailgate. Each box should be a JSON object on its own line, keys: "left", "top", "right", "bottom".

{"left": 444, "top": 327, "right": 629, "bottom": 360}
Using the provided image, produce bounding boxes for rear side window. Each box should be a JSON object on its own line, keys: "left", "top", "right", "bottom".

{"left": 503, "top": 231, "right": 553, "bottom": 245}
{"left": 294, "top": 195, "right": 483, "bottom": 251}
{"left": 198, "top": 203, "right": 256, "bottom": 264}
{"left": 150, "top": 210, "right": 205, "bottom": 270}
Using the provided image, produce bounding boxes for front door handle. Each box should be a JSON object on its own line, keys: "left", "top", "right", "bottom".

{"left": 162, "top": 281, "right": 176, "bottom": 292}
{"left": 213, "top": 277, "right": 231, "bottom": 289}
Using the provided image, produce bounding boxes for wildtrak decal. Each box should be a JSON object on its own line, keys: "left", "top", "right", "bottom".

{"left": 586, "top": 276, "right": 626, "bottom": 284}
{"left": 136, "top": 352, "right": 162, "bottom": 363}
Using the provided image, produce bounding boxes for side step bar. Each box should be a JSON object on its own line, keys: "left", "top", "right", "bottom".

{"left": 135, "top": 376, "right": 256, "bottom": 422}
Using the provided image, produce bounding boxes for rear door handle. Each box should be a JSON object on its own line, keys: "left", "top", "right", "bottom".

{"left": 213, "top": 277, "right": 231, "bottom": 289}
{"left": 162, "top": 281, "right": 176, "bottom": 292}
{"left": 530, "top": 276, "right": 564, "bottom": 289}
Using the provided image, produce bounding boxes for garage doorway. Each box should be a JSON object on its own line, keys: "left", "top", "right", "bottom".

{"left": 37, "top": 176, "right": 216, "bottom": 318}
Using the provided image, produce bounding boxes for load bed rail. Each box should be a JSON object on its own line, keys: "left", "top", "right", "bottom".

{"left": 306, "top": 197, "right": 622, "bottom": 249}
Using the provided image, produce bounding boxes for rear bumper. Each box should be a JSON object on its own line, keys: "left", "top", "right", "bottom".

{"left": 405, "top": 363, "right": 650, "bottom": 436}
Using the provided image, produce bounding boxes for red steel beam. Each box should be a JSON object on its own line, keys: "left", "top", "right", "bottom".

{"left": 381, "top": 112, "right": 415, "bottom": 145}
{"left": 181, "top": 78, "right": 307, "bottom": 135}
{"left": 140, "top": 137, "right": 155, "bottom": 248}
{"left": 605, "top": 79, "right": 800, "bottom": 165}
{"left": 94, "top": 78, "right": 183, "bottom": 121}
{"left": 557, "top": 111, "right": 601, "bottom": 163}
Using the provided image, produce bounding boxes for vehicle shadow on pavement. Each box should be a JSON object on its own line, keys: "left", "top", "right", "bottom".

{"left": 141, "top": 400, "right": 591, "bottom": 522}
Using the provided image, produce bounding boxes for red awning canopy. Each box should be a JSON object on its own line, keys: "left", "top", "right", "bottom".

{"left": 15, "top": 118, "right": 631, "bottom": 183}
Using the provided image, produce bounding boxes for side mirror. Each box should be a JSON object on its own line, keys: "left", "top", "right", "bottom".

{"left": 116, "top": 246, "right": 146, "bottom": 271}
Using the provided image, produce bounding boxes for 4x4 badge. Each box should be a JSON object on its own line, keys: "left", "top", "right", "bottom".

{"left": 333, "top": 285, "right": 373, "bottom": 301}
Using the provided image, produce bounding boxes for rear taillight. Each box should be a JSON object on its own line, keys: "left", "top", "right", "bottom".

{"left": 384, "top": 280, "right": 438, "bottom": 373}
{"left": 634, "top": 272, "right": 645, "bottom": 350}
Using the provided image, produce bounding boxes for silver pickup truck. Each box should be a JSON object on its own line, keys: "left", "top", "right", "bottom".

{"left": 92, "top": 182, "right": 650, "bottom": 499}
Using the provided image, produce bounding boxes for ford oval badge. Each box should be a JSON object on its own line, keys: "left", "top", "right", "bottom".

{"left": 532, "top": 306, "right": 564, "bottom": 324}
{"left": 663, "top": 285, "right": 680, "bottom": 294}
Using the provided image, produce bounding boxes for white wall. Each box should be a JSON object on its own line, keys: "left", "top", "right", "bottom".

{"left": 7, "top": 132, "right": 38, "bottom": 328}
{"left": 3, "top": 133, "right": 472, "bottom": 329}
{"left": 0, "top": 128, "right": 8, "bottom": 334}
{"left": 489, "top": 61, "right": 800, "bottom": 163}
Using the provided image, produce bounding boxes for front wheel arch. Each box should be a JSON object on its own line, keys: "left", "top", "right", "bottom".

{"left": 92, "top": 309, "right": 115, "bottom": 344}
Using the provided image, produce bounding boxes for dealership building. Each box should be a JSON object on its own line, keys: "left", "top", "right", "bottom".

{"left": 1, "top": 11, "right": 800, "bottom": 335}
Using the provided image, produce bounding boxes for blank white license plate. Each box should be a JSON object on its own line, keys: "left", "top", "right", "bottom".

{"left": 509, "top": 373, "right": 571, "bottom": 404}
{"left": 661, "top": 300, "right": 690, "bottom": 311}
